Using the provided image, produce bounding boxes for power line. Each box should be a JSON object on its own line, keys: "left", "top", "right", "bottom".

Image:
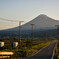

{"left": 0, "top": 18, "right": 19, "bottom": 22}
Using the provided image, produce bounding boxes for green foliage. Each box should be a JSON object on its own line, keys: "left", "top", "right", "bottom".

{"left": 56, "top": 40, "right": 59, "bottom": 59}
{"left": 0, "top": 38, "right": 54, "bottom": 58}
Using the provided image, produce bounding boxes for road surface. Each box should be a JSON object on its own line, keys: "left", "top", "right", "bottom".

{"left": 13, "top": 41, "right": 57, "bottom": 59}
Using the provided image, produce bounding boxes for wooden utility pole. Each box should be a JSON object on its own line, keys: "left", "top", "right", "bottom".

{"left": 45, "top": 31, "right": 48, "bottom": 41}
{"left": 40, "top": 29, "right": 42, "bottom": 40}
{"left": 56, "top": 25, "right": 59, "bottom": 40}
{"left": 31, "top": 24, "right": 34, "bottom": 48}
{"left": 19, "top": 21, "right": 24, "bottom": 47}
{"left": 31, "top": 24, "right": 34, "bottom": 55}
{"left": 31, "top": 24, "right": 34, "bottom": 41}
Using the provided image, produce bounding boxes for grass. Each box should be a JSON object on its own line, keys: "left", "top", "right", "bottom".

{"left": 26, "top": 40, "right": 55, "bottom": 56}
{"left": 56, "top": 40, "right": 59, "bottom": 59}
{"left": 0, "top": 38, "right": 55, "bottom": 58}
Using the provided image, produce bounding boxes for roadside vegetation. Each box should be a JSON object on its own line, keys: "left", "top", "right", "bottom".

{"left": 56, "top": 40, "right": 59, "bottom": 59}
{"left": 0, "top": 38, "right": 55, "bottom": 58}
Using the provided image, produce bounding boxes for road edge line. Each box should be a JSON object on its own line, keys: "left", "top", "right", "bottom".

{"left": 51, "top": 41, "right": 57, "bottom": 59}
{"left": 27, "top": 42, "right": 53, "bottom": 57}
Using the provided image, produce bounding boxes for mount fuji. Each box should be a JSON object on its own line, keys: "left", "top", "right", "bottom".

{"left": 7, "top": 14, "right": 59, "bottom": 31}
{"left": 0, "top": 14, "right": 59, "bottom": 38}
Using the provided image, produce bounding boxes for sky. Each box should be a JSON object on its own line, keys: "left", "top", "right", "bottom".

{"left": 0, "top": 0, "right": 59, "bottom": 30}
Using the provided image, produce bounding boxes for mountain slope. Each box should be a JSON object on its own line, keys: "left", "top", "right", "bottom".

{"left": 1, "top": 14, "right": 59, "bottom": 31}
{"left": 10, "top": 14, "right": 59, "bottom": 31}
{"left": 0, "top": 14, "right": 59, "bottom": 38}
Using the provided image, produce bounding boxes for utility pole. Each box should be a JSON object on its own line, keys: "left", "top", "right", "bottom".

{"left": 19, "top": 21, "right": 24, "bottom": 47}
{"left": 56, "top": 25, "right": 59, "bottom": 40}
{"left": 30, "top": 24, "right": 34, "bottom": 55}
{"left": 45, "top": 31, "right": 48, "bottom": 41}
{"left": 31, "top": 24, "right": 34, "bottom": 46}
{"left": 31, "top": 24, "right": 34, "bottom": 41}
{"left": 40, "top": 29, "right": 42, "bottom": 40}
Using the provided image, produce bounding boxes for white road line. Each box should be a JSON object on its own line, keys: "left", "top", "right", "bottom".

{"left": 27, "top": 42, "right": 55, "bottom": 57}
{"left": 27, "top": 41, "right": 57, "bottom": 58}
{"left": 27, "top": 45, "right": 49, "bottom": 57}
{"left": 51, "top": 41, "right": 57, "bottom": 59}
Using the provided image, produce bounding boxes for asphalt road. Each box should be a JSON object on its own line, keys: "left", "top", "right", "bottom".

{"left": 14, "top": 41, "right": 57, "bottom": 59}
{"left": 22, "top": 41, "right": 57, "bottom": 59}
